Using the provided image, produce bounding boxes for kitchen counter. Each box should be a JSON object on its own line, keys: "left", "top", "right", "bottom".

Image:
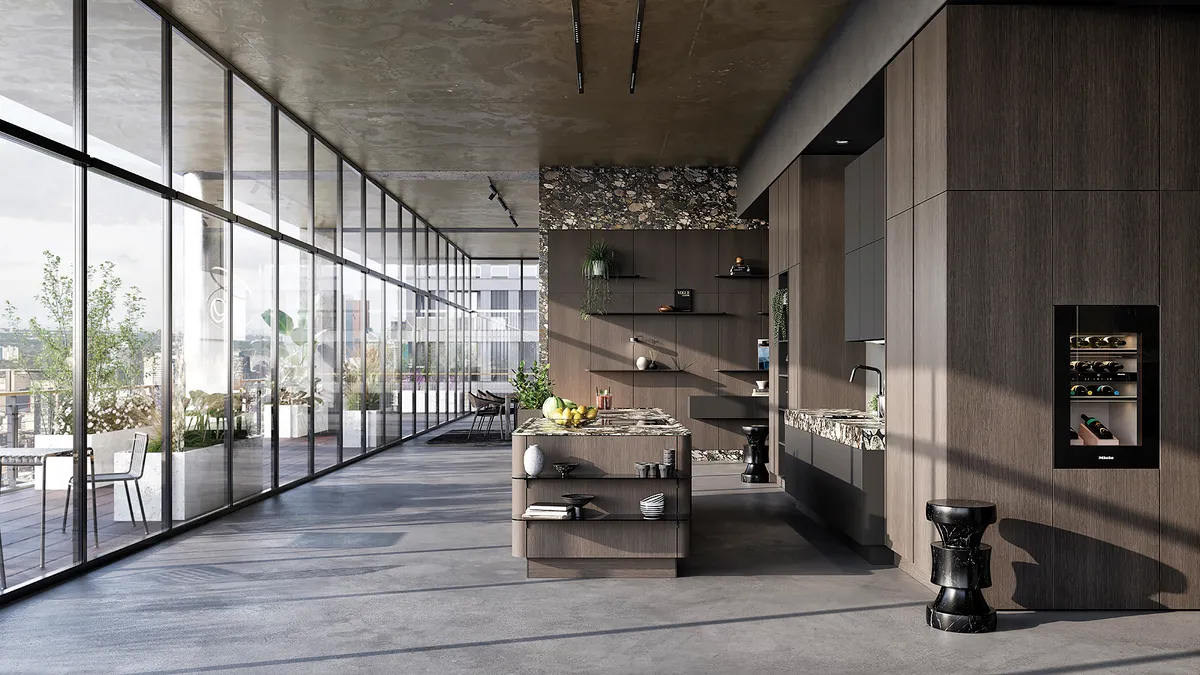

{"left": 514, "top": 408, "right": 690, "bottom": 437}
{"left": 783, "top": 408, "right": 885, "bottom": 451}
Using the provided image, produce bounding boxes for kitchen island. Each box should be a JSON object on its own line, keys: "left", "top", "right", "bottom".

{"left": 511, "top": 408, "right": 691, "bottom": 578}
{"left": 781, "top": 409, "right": 890, "bottom": 563}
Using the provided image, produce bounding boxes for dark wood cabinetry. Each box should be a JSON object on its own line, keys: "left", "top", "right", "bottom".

{"left": 844, "top": 141, "right": 886, "bottom": 342}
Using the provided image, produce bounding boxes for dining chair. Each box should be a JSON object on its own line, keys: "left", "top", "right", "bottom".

{"left": 61, "top": 432, "right": 151, "bottom": 537}
{"left": 467, "top": 393, "right": 500, "bottom": 440}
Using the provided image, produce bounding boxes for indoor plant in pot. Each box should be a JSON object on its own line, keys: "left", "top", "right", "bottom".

{"left": 260, "top": 309, "right": 327, "bottom": 439}
{"left": 580, "top": 240, "right": 616, "bottom": 318}
{"left": 511, "top": 360, "right": 554, "bottom": 425}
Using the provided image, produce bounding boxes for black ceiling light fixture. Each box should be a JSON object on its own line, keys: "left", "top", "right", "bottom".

{"left": 629, "top": 0, "right": 646, "bottom": 94}
{"left": 487, "top": 177, "right": 520, "bottom": 227}
{"left": 572, "top": 0, "right": 584, "bottom": 94}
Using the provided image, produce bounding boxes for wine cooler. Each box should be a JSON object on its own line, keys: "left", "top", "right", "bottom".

{"left": 1055, "top": 305, "right": 1159, "bottom": 469}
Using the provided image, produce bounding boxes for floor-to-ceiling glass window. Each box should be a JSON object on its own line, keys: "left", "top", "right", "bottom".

{"left": 342, "top": 269, "right": 364, "bottom": 456}
{"left": 171, "top": 204, "right": 229, "bottom": 523}
{"left": 230, "top": 226, "right": 273, "bottom": 502}
{"left": 231, "top": 79, "right": 274, "bottom": 225}
{"left": 313, "top": 255, "right": 339, "bottom": 470}
{"left": 366, "top": 277, "right": 385, "bottom": 449}
{"left": 313, "top": 144, "right": 338, "bottom": 255}
{"left": 385, "top": 282, "right": 403, "bottom": 444}
{"left": 365, "top": 184, "right": 383, "bottom": 274}
{"left": 413, "top": 227, "right": 429, "bottom": 433}
{"left": 341, "top": 164, "right": 362, "bottom": 266}
{"left": 277, "top": 244, "right": 312, "bottom": 486}
{"left": 1, "top": 0, "right": 73, "bottom": 147}
{"left": 0, "top": 139, "right": 78, "bottom": 587}
{"left": 278, "top": 116, "right": 310, "bottom": 244}
{"left": 402, "top": 286, "right": 418, "bottom": 439}
{"left": 172, "top": 31, "right": 225, "bottom": 211}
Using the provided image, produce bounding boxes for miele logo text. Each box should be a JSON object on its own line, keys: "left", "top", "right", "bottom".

{"left": 1099, "top": 455, "right": 1115, "bottom": 460}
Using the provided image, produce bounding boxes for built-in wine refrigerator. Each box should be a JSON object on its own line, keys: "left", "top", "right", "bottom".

{"left": 1054, "top": 305, "right": 1159, "bottom": 469}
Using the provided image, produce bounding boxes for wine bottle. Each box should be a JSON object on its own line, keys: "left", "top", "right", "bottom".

{"left": 1103, "top": 335, "right": 1128, "bottom": 348}
{"left": 1080, "top": 414, "right": 1114, "bottom": 439}
{"left": 1096, "top": 361, "right": 1124, "bottom": 373}
{"left": 1070, "top": 336, "right": 1084, "bottom": 349}
{"left": 1070, "top": 385, "right": 1088, "bottom": 396}
{"left": 1069, "top": 428, "right": 1079, "bottom": 440}
{"left": 1095, "top": 385, "right": 1116, "bottom": 396}
{"left": 1075, "top": 361, "right": 1096, "bottom": 373}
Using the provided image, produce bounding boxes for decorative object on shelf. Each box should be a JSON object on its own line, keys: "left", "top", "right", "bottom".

{"left": 636, "top": 356, "right": 648, "bottom": 371}
{"left": 580, "top": 240, "right": 616, "bottom": 318}
{"left": 757, "top": 339, "right": 770, "bottom": 370}
{"left": 739, "top": 425, "right": 770, "bottom": 483}
{"left": 561, "top": 493, "right": 595, "bottom": 520}
{"left": 657, "top": 304, "right": 675, "bottom": 313}
{"left": 646, "top": 348, "right": 660, "bottom": 370}
{"left": 522, "top": 502, "right": 572, "bottom": 520}
{"left": 635, "top": 461, "right": 661, "bottom": 478}
{"left": 662, "top": 447, "right": 676, "bottom": 477}
{"left": 755, "top": 380, "right": 768, "bottom": 390}
{"left": 510, "top": 360, "right": 555, "bottom": 412}
{"left": 640, "top": 492, "right": 666, "bottom": 519}
{"left": 925, "top": 499, "right": 998, "bottom": 633}
{"left": 673, "top": 289, "right": 693, "bottom": 312}
{"left": 523, "top": 444, "right": 545, "bottom": 478}
{"left": 553, "top": 462, "right": 578, "bottom": 478}
{"left": 770, "top": 289, "right": 788, "bottom": 343}
{"left": 595, "top": 388, "right": 613, "bottom": 410}
{"left": 729, "top": 256, "right": 752, "bottom": 276}
{"left": 657, "top": 462, "right": 671, "bottom": 478}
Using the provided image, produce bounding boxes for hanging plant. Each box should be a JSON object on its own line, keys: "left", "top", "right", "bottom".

{"left": 580, "top": 240, "right": 616, "bottom": 319}
{"left": 771, "top": 288, "right": 788, "bottom": 343}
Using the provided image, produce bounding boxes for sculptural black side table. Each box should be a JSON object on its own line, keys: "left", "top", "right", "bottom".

{"left": 925, "top": 499, "right": 997, "bottom": 633}
{"left": 740, "top": 425, "right": 769, "bottom": 483}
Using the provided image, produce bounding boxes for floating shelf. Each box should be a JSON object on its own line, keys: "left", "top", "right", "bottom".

{"left": 515, "top": 513, "right": 689, "bottom": 522}
{"left": 714, "top": 369, "right": 769, "bottom": 373}
{"left": 515, "top": 473, "right": 690, "bottom": 480}
{"left": 757, "top": 312, "right": 769, "bottom": 316}
{"left": 606, "top": 274, "right": 641, "bottom": 279}
{"left": 715, "top": 274, "right": 768, "bottom": 279}
{"left": 585, "top": 312, "right": 728, "bottom": 316}
{"left": 1070, "top": 395, "right": 1138, "bottom": 401}
{"left": 588, "top": 369, "right": 676, "bottom": 373}
{"left": 1069, "top": 348, "right": 1137, "bottom": 355}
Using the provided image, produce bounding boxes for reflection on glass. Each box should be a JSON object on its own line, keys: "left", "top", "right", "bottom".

{"left": 279, "top": 115, "right": 310, "bottom": 243}
{"left": 171, "top": 204, "right": 229, "bottom": 522}
{"left": 277, "top": 243, "right": 311, "bottom": 486}
{"left": 313, "top": 143, "right": 338, "bottom": 254}
{"left": 365, "top": 183, "right": 383, "bottom": 272}
{"left": 342, "top": 269, "right": 364, "bottom": 455}
{"left": 0, "top": 0, "right": 73, "bottom": 146}
{"left": 232, "top": 79, "right": 274, "bottom": 225}
{"left": 0, "top": 140, "right": 77, "bottom": 587}
{"left": 342, "top": 164, "right": 362, "bottom": 265}
{"left": 366, "top": 277, "right": 385, "bottom": 449}
{"left": 401, "top": 287, "right": 417, "bottom": 439}
{"left": 87, "top": 174, "right": 164, "bottom": 543}
{"left": 88, "top": 0, "right": 162, "bottom": 181}
{"left": 313, "top": 255, "right": 339, "bottom": 469}
{"left": 385, "top": 282, "right": 404, "bottom": 443}
{"left": 230, "top": 225, "right": 272, "bottom": 502}
{"left": 173, "top": 31, "right": 225, "bottom": 209}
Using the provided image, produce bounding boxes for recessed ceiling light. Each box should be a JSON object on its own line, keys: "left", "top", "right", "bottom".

{"left": 835, "top": 139, "right": 850, "bottom": 145}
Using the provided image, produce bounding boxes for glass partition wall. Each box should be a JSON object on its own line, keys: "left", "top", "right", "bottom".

{"left": 0, "top": 0, "right": 475, "bottom": 597}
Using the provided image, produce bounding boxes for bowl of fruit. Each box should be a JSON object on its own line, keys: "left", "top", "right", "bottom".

{"left": 541, "top": 396, "right": 600, "bottom": 428}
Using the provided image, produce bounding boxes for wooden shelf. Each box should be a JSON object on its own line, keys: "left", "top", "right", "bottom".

{"left": 607, "top": 274, "right": 641, "bottom": 279}
{"left": 714, "top": 274, "right": 767, "bottom": 279}
{"left": 714, "top": 369, "right": 769, "bottom": 373}
{"left": 588, "top": 369, "right": 676, "bottom": 373}
{"left": 585, "top": 312, "right": 728, "bottom": 316}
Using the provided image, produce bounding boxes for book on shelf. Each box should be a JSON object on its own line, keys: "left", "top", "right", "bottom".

{"left": 521, "top": 509, "right": 572, "bottom": 520}
{"left": 751, "top": 390, "right": 769, "bottom": 397}
{"left": 526, "top": 502, "right": 571, "bottom": 512}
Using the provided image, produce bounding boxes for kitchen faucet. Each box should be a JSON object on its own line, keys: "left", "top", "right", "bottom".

{"left": 850, "top": 365, "right": 884, "bottom": 418}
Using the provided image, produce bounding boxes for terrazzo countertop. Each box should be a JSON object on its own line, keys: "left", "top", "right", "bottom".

{"left": 514, "top": 408, "right": 691, "bottom": 436}
{"left": 783, "top": 409, "right": 885, "bottom": 451}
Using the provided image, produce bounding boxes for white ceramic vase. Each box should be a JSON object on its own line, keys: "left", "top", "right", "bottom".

{"left": 636, "top": 356, "right": 648, "bottom": 370}
{"left": 523, "top": 444, "right": 545, "bottom": 478}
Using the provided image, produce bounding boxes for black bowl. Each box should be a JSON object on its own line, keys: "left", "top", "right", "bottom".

{"left": 553, "top": 462, "right": 579, "bottom": 478}
{"left": 560, "top": 493, "right": 595, "bottom": 507}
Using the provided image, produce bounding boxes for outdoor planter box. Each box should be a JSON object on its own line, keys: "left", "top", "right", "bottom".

{"left": 265, "top": 404, "right": 330, "bottom": 439}
{"left": 113, "top": 440, "right": 268, "bottom": 522}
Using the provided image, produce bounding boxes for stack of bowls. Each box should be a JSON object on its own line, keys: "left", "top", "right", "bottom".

{"left": 640, "top": 493, "right": 666, "bottom": 520}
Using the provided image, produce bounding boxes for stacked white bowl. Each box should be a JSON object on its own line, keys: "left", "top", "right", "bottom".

{"left": 640, "top": 492, "right": 666, "bottom": 520}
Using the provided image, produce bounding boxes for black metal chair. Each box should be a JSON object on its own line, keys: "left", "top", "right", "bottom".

{"left": 467, "top": 393, "right": 501, "bottom": 440}
{"left": 61, "top": 432, "right": 151, "bottom": 537}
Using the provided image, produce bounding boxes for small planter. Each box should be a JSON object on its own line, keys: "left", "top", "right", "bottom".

{"left": 113, "top": 440, "right": 268, "bottom": 522}
{"left": 266, "top": 404, "right": 310, "bottom": 439}
{"left": 342, "top": 410, "right": 382, "bottom": 448}
{"left": 33, "top": 427, "right": 154, "bottom": 490}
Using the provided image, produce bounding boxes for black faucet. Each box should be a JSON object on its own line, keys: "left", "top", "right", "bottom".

{"left": 850, "top": 365, "right": 883, "bottom": 417}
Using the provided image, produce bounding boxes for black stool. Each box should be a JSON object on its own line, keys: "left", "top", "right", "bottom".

{"left": 740, "top": 425, "right": 769, "bottom": 483}
{"left": 925, "top": 499, "right": 997, "bottom": 633}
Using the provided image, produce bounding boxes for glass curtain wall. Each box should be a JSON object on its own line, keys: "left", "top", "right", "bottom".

{"left": 0, "top": 0, "right": 473, "bottom": 596}
{"left": 472, "top": 261, "right": 538, "bottom": 394}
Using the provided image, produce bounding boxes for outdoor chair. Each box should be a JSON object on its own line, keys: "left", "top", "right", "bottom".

{"left": 61, "top": 432, "right": 151, "bottom": 537}
{"left": 467, "top": 392, "right": 501, "bottom": 440}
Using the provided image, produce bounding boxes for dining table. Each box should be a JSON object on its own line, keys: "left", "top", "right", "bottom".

{"left": 0, "top": 447, "right": 97, "bottom": 589}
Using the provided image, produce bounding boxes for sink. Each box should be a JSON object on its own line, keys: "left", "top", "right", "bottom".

{"left": 824, "top": 414, "right": 871, "bottom": 420}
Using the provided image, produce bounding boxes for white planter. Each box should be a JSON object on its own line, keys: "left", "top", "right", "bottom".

{"left": 33, "top": 427, "right": 154, "bottom": 491}
{"left": 342, "top": 410, "right": 382, "bottom": 448}
{"left": 266, "top": 404, "right": 309, "bottom": 439}
{"left": 591, "top": 261, "right": 606, "bottom": 277}
{"left": 113, "top": 441, "right": 267, "bottom": 522}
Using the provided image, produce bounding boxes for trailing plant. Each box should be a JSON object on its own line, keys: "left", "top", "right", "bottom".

{"left": 580, "top": 240, "right": 616, "bottom": 318}
{"left": 771, "top": 288, "right": 788, "bottom": 343}
{"left": 510, "top": 360, "right": 555, "bottom": 410}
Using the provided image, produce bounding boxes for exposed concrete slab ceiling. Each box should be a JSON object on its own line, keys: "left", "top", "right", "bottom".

{"left": 144, "top": 0, "right": 852, "bottom": 255}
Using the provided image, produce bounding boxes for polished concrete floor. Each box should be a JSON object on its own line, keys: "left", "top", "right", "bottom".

{"left": 1, "top": 423, "right": 1199, "bottom": 675}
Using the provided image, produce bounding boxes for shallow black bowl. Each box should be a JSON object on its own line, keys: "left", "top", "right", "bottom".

{"left": 560, "top": 493, "right": 595, "bottom": 507}
{"left": 553, "top": 462, "right": 578, "bottom": 478}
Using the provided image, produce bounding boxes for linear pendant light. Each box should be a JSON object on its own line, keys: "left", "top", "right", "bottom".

{"left": 630, "top": 0, "right": 646, "bottom": 93}
{"left": 572, "top": 0, "right": 584, "bottom": 93}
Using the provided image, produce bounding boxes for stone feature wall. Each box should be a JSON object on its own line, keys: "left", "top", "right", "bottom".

{"left": 538, "top": 166, "right": 766, "bottom": 361}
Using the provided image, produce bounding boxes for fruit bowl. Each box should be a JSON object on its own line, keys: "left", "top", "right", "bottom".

{"left": 552, "top": 416, "right": 597, "bottom": 428}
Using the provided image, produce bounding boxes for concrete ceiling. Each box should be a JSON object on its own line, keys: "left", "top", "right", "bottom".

{"left": 6, "top": 0, "right": 854, "bottom": 256}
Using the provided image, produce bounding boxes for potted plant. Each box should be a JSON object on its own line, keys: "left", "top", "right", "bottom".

{"left": 510, "top": 360, "right": 554, "bottom": 425}
{"left": 260, "top": 310, "right": 327, "bottom": 439}
{"left": 342, "top": 341, "right": 383, "bottom": 445}
{"left": 580, "top": 240, "right": 616, "bottom": 318}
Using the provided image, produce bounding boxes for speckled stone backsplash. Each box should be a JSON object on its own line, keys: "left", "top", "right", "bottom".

{"left": 537, "top": 166, "right": 766, "bottom": 360}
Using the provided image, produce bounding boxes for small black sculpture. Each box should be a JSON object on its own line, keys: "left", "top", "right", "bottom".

{"left": 925, "top": 499, "right": 997, "bottom": 633}
{"left": 740, "top": 425, "right": 769, "bottom": 483}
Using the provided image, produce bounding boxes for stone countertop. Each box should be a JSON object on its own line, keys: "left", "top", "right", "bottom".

{"left": 783, "top": 409, "right": 885, "bottom": 451}
{"left": 514, "top": 408, "right": 691, "bottom": 436}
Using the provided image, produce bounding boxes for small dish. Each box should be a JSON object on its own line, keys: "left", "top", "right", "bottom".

{"left": 552, "top": 462, "right": 578, "bottom": 478}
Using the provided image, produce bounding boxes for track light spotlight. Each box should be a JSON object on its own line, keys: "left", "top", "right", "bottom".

{"left": 488, "top": 190, "right": 497, "bottom": 201}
